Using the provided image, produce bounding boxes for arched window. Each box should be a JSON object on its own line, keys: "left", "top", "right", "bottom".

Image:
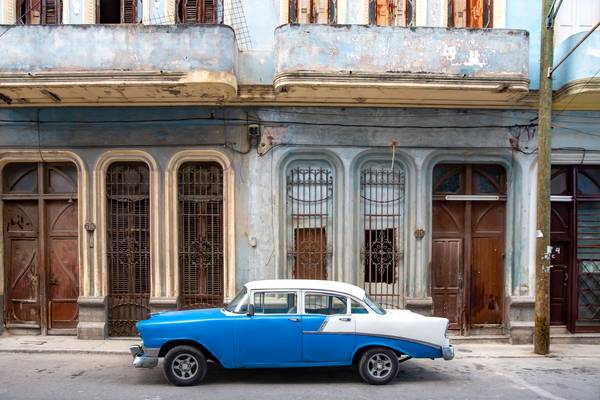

{"left": 285, "top": 161, "right": 334, "bottom": 280}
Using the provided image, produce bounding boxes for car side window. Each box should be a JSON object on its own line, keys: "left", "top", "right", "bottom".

{"left": 305, "top": 293, "right": 348, "bottom": 315}
{"left": 253, "top": 292, "right": 297, "bottom": 314}
{"left": 351, "top": 299, "right": 369, "bottom": 314}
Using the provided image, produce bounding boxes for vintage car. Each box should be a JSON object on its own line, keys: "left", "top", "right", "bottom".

{"left": 130, "top": 280, "right": 454, "bottom": 386}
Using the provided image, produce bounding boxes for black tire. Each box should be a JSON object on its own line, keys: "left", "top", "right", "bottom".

{"left": 163, "top": 345, "right": 207, "bottom": 386}
{"left": 358, "top": 347, "right": 399, "bottom": 385}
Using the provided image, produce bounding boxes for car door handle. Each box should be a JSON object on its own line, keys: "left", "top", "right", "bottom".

{"left": 339, "top": 317, "right": 352, "bottom": 322}
{"left": 288, "top": 317, "right": 300, "bottom": 322}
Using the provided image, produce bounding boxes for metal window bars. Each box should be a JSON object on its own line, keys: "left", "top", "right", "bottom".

{"left": 106, "top": 163, "right": 151, "bottom": 337}
{"left": 178, "top": 162, "right": 224, "bottom": 309}
{"left": 286, "top": 166, "right": 334, "bottom": 280}
{"left": 360, "top": 166, "right": 405, "bottom": 309}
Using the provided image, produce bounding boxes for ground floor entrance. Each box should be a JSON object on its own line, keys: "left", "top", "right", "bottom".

{"left": 550, "top": 165, "right": 600, "bottom": 333}
{"left": 2, "top": 163, "right": 79, "bottom": 334}
{"left": 431, "top": 164, "right": 506, "bottom": 334}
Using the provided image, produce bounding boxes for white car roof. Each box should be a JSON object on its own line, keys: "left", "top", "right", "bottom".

{"left": 245, "top": 279, "right": 366, "bottom": 299}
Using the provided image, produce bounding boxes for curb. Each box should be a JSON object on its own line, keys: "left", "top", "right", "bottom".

{"left": 0, "top": 349, "right": 130, "bottom": 356}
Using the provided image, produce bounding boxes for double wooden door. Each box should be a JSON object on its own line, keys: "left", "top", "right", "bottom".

{"left": 431, "top": 165, "right": 506, "bottom": 333}
{"left": 3, "top": 163, "right": 79, "bottom": 334}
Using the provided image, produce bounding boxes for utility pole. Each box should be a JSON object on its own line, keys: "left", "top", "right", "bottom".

{"left": 535, "top": 0, "right": 554, "bottom": 355}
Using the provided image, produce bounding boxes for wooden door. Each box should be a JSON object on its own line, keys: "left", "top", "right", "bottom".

{"left": 470, "top": 202, "right": 504, "bottom": 325}
{"left": 46, "top": 200, "right": 79, "bottom": 330}
{"left": 432, "top": 200, "right": 465, "bottom": 329}
{"left": 4, "top": 201, "right": 40, "bottom": 327}
{"left": 431, "top": 238, "right": 462, "bottom": 328}
{"left": 550, "top": 242, "right": 570, "bottom": 325}
{"left": 293, "top": 228, "right": 327, "bottom": 280}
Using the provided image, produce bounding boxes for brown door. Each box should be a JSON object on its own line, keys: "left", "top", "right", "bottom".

{"left": 431, "top": 238, "right": 462, "bottom": 329}
{"left": 4, "top": 201, "right": 40, "bottom": 328}
{"left": 294, "top": 227, "right": 327, "bottom": 280}
{"left": 470, "top": 202, "right": 504, "bottom": 325}
{"left": 550, "top": 242, "right": 570, "bottom": 325}
{"left": 431, "top": 165, "right": 506, "bottom": 333}
{"left": 2, "top": 163, "right": 79, "bottom": 334}
{"left": 46, "top": 200, "right": 79, "bottom": 330}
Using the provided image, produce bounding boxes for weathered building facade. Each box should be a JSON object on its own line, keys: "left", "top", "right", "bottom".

{"left": 0, "top": 0, "right": 599, "bottom": 342}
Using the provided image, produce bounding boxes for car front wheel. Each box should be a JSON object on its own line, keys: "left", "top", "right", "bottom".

{"left": 163, "top": 345, "right": 207, "bottom": 386}
{"left": 358, "top": 347, "right": 399, "bottom": 385}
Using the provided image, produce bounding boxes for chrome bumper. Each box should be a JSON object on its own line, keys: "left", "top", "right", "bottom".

{"left": 442, "top": 345, "right": 454, "bottom": 360}
{"left": 130, "top": 345, "right": 159, "bottom": 368}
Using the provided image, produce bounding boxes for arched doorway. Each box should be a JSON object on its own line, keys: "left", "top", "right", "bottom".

{"left": 431, "top": 164, "right": 506, "bottom": 334}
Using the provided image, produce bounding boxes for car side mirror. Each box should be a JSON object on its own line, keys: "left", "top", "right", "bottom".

{"left": 247, "top": 304, "right": 255, "bottom": 317}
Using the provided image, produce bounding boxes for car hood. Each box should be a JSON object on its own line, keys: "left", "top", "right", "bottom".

{"left": 138, "top": 308, "right": 225, "bottom": 331}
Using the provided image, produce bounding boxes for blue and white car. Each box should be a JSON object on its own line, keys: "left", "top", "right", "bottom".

{"left": 131, "top": 279, "right": 454, "bottom": 385}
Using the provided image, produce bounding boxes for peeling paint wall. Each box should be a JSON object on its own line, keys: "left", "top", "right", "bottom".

{"left": 274, "top": 24, "right": 529, "bottom": 79}
{"left": 0, "top": 25, "right": 236, "bottom": 73}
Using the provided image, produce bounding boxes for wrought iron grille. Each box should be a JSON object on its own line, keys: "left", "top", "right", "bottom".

{"left": 178, "top": 162, "right": 224, "bottom": 309}
{"left": 286, "top": 166, "right": 334, "bottom": 280}
{"left": 107, "top": 163, "right": 150, "bottom": 337}
{"left": 360, "top": 167, "right": 405, "bottom": 309}
{"left": 577, "top": 202, "right": 600, "bottom": 325}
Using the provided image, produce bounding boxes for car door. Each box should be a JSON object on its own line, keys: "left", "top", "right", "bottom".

{"left": 301, "top": 292, "right": 356, "bottom": 363}
{"left": 234, "top": 290, "right": 302, "bottom": 366}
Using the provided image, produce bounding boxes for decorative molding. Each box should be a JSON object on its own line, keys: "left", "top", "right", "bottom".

{"left": 0, "top": 150, "right": 89, "bottom": 298}
{"left": 165, "top": 150, "right": 236, "bottom": 300}
{"left": 552, "top": 150, "right": 600, "bottom": 164}
{"left": 93, "top": 150, "right": 161, "bottom": 298}
{"left": 553, "top": 78, "right": 600, "bottom": 111}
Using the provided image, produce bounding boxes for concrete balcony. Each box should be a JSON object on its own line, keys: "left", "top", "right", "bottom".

{"left": 274, "top": 24, "right": 530, "bottom": 107}
{"left": 553, "top": 31, "right": 600, "bottom": 110}
{"left": 0, "top": 25, "right": 237, "bottom": 106}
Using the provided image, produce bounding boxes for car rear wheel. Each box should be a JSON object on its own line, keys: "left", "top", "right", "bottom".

{"left": 358, "top": 347, "right": 399, "bottom": 385}
{"left": 163, "top": 345, "right": 207, "bottom": 386}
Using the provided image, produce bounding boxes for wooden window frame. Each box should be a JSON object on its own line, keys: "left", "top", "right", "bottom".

{"left": 15, "top": 0, "right": 62, "bottom": 24}
{"left": 288, "top": 0, "right": 337, "bottom": 24}
{"left": 368, "top": 0, "right": 416, "bottom": 27}
{"left": 447, "top": 0, "right": 493, "bottom": 28}
{"left": 96, "top": 0, "right": 141, "bottom": 24}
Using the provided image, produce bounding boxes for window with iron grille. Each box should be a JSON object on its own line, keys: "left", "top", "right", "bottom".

{"left": 286, "top": 163, "right": 334, "bottom": 280}
{"left": 176, "top": 0, "right": 222, "bottom": 23}
{"left": 98, "top": 0, "right": 142, "bottom": 23}
{"left": 448, "top": 0, "right": 493, "bottom": 28}
{"left": 360, "top": 164, "right": 405, "bottom": 309}
{"left": 178, "top": 162, "right": 224, "bottom": 309}
{"left": 106, "top": 162, "right": 150, "bottom": 337}
{"left": 369, "top": 0, "right": 415, "bottom": 26}
{"left": 289, "top": 0, "right": 337, "bottom": 24}
{"left": 16, "top": 0, "right": 62, "bottom": 24}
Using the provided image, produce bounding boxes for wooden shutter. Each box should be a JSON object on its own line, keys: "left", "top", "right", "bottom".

{"left": 202, "top": 0, "right": 217, "bottom": 23}
{"left": 392, "top": 0, "right": 406, "bottom": 26}
{"left": 375, "top": 0, "right": 391, "bottom": 26}
{"left": 450, "top": 0, "right": 492, "bottom": 28}
{"left": 314, "top": 0, "right": 329, "bottom": 24}
{"left": 43, "top": 0, "right": 62, "bottom": 24}
{"left": 121, "top": 0, "right": 137, "bottom": 23}
{"left": 450, "top": 0, "right": 467, "bottom": 27}
{"left": 297, "top": 0, "right": 312, "bottom": 23}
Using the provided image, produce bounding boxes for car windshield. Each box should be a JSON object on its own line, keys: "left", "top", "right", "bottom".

{"left": 363, "top": 294, "right": 386, "bottom": 315}
{"left": 224, "top": 288, "right": 249, "bottom": 314}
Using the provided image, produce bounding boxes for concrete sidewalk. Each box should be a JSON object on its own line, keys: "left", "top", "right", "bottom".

{"left": 1, "top": 334, "right": 599, "bottom": 358}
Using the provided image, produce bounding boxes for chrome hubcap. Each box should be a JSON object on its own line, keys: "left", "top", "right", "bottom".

{"left": 367, "top": 353, "right": 393, "bottom": 379}
{"left": 172, "top": 353, "right": 199, "bottom": 380}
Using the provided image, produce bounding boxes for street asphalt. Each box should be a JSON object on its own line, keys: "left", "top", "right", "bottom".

{"left": 0, "top": 350, "right": 598, "bottom": 400}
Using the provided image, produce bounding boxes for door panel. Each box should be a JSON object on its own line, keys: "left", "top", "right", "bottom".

{"left": 431, "top": 238, "right": 462, "bottom": 328}
{"left": 4, "top": 201, "right": 40, "bottom": 327}
{"left": 471, "top": 237, "right": 503, "bottom": 324}
{"left": 234, "top": 315, "right": 303, "bottom": 365}
{"left": 550, "top": 242, "right": 570, "bottom": 325}
{"left": 46, "top": 200, "right": 79, "bottom": 330}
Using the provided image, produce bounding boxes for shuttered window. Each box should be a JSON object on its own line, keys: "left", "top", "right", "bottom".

{"left": 289, "top": 0, "right": 336, "bottom": 24}
{"left": 177, "top": 0, "right": 220, "bottom": 23}
{"left": 16, "top": 0, "right": 62, "bottom": 24}
{"left": 369, "top": 0, "right": 415, "bottom": 26}
{"left": 448, "top": 0, "right": 492, "bottom": 28}
{"left": 98, "top": 0, "right": 141, "bottom": 23}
